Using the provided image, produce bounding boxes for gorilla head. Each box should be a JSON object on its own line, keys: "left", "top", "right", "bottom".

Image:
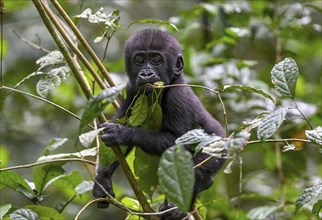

{"left": 124, "top": 29, "right": 184, "bottom": 89}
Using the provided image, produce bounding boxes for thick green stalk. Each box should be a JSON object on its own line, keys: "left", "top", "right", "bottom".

{"left": 33, "top": 0, "right": 155, "bottom": 216}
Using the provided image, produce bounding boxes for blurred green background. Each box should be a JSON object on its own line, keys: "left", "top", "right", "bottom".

{"left": 0, "top": 0, "right": 321, "bottom": 219}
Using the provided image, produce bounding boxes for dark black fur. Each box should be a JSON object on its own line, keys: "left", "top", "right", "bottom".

{"left": 93, "top": 29, "right": 225, "bottom": 219}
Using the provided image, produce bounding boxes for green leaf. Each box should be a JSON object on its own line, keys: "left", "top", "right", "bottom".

{"left": 75, "top": 180, "right": 94, "bottom": 195}
{"left": 0, "top": 204, "right": 12, "bottom": 219}
{"left": 32, "top": 164, "right": 65, "bottom": 195}
{"left": 127, "top": 19, "right": 178, "bottom": 32}
{"left": 24, "top": 205, "right": 65, "bottom": 220}
{"left": 158, "top": 145, "right": 195, "bottom": 212}
{"left": 223, "top": 85, "right": 274, "bottom": 102}
{"left": 37, "top": 147, "right": 97, "bottom": 162}
{"left": 257, "top": 108, "right": 287, "bottom": 141}
{"left": 75, "top": 7, "right": 120, "bottom": 29}
{"left": 312, "top": 200, "right": 322, "bottom": 217}
{"left": 121, "top": 197, "right": 141, "bottom": 211}
{"left": 99, "top": 145, "right": 127, "bottom": 167}
{"left": 52, "top": 171, "right": 83, "bottom": 190}
{"left": 247, "top": 205, "right": 279, "bottom": 220}
{"left": 74, "top": 8, "right": 92, "bottom": 18}
{"left": 43, "top": 138, "right": 68, "bottom": 156}
{"left": 271, "top": 57, "right": 299, "bottom": 98}
{"left": 134, "top": 148, "right": 160, "bottom": 199}
{"left": 295, "top": 182, "right": 322, "bottom": 212}
{"left": 79, "top": 128, "right": 104, "bottom": 148}
{"left": 129, "top": 94, "right": 149, "bottom": 126}
{"left": 225, "top": 130, "right": 250, "bottom": 155}
{"left": 175, "top": 129, "right": 212, "bottom": 145}
{"left": 80, "top": 84, "right": 125, "bottom": 129}
{"left": 10, "top": 208, "right": 39, "bottom": 220}
{"left": 36, "top": 66, "right": 70, "bottom": 98}
{"left": 305, "top": 126, "right": 322, "bottom": 145}
{"left": 0, "top": 171, "right": 33, "bottom": 198}
{"left": 141, "top": 104, "right": 163, "bottom": 131}
{"left": 35, "top": 50, "right": 64, "bottom": 69}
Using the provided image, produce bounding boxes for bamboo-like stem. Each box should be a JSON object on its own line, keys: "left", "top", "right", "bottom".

{"left": 32, "top": 0, "right": 92, "bottom": 100}
{"left": 39, "top": 1, "right": 120, "bottom": 110}
{"left": 50, "top": 0, "right": 117, "bottom": 89}
{"left": 33, "top": 0, "right": 154, "bottom": 216}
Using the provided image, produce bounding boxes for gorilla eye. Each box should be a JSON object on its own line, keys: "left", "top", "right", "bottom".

{"left": 151, "top": 56, "right": 162, "bottom": 65}
{"left": 135, "top": 56, "right": 145, "bottom": 65}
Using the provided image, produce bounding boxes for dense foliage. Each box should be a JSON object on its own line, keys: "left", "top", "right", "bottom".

{"left": 0, "top": 1, "right": 321, "bottom": 219}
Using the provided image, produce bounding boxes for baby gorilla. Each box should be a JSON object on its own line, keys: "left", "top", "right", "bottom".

{"left": 93, "top": 29, "right": 226, "bottom": 219}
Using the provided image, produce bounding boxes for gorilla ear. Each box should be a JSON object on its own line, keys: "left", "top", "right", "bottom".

{"left": 175, "top": 54, "right": 184, "bottom": 75}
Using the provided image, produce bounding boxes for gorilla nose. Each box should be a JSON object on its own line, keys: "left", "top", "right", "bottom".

{"left": 139, "top": 69, "right": 155, "bottom": 78}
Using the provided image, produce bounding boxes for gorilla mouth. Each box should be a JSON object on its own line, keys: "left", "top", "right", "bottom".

{"left": 137, "top": 80, "right": 164, "bottom": 92}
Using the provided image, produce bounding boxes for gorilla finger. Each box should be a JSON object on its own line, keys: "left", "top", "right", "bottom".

{"left": 99, "top": 122, "right": 115, "bottom": 129}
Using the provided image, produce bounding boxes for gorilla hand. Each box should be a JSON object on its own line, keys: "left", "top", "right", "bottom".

{"left": 100, "top": 122, "right": 131, "bottom": 146}
{"left": 92, "top": 168, "right": 115, "bottom": 208}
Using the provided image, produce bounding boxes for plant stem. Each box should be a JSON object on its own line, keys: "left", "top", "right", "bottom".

{"left": 32, "top": 0, "right": 93, "bottom": 100}
{"left": 0, "top": 86, "right": 81, "bottom": 121}
{"left": 33, "top": 0, "right": 154, "bottom": 215}
{"left": 0, "top": 158, "right": 95, "bottom": 172}
{"left": 50, "top": 0, "right": 118, "bottom": 91}
{"left": 292, "top": 98, "right": 313, "bottom": 129}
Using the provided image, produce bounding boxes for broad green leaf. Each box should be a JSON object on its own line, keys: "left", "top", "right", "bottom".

{"left": 158, "top": 145, "right": 195, "bottom": 212}
{"left": 10, "top": 208, "right": 39, "bottom": 220}
{"left": 51, "top": 171, "right": 82, "bottom": 190}
{"left": 196, "top": 136, "right": 223, "bottom": 153}
{"left": 43, "top": 138, "right": 68, "bottom": 156}
{"left": 36, "top": 66, "right": 70, "bottom": 98}
{"left": 271, "top": 57, "right": 298, "bottom": 98}
{"left": 75, "top": 180, "right": 94, "bottom": 195}
{"left": 305, "top": 126, "right": 322, "bottom": 145}
{"left": 75, "top": 8, "right": 120, "bottom": 28}
{"left": 99, "top": 145, "right": 127, "bottom": 167}
{"left": 247, "top": 206, "right": 279, "bottom": 220}
{"left": 0, "top": 204, "right": 12, "bottom": 219}
{"left": 80, "top": 84, "right": 125, "bottom": 129}
{"left": 121, "top": 197, "right": 141, "bottom": 211}
{"left": 32, "top": 164, "right": 65, "bottom": 195}
{"left": 37, "top": 147, "right": 97, "bottom": 162}
{"left": 175, "top": 129, "right": 212, "bottom": 145}
{"left": 134, "top": 148, "right": 159, "bottom": 198}
{"left": 129, "top": 94, "right": 149, "bottom": 126}
{"left": 128, "top": 19, "right": 178, "bottom": 32}
{"left": 223, "top": 85, "right": 274, "bottom": 102}
{"left": 141, "top": 104, "right": 163, "bottom": 131}
{"left": 295, "top": 182, "right": 322, "bottom": 212}
{"left": 24, "top": 205, "right": 64, "bottom": 220}
{"left": 79, "top": 128, "right": 104, "bottom": 148}
{"left": 312, "top": 200, "right": 322, "bottom": 217}
{"left": 0, "top": 171, "right": 33, "bottom": 198}
{"left": 74, "top": 8, "right": 92, "bottom": 18}
{"left": 257, "top": 108, "right": 287, "bottom": 141}
{"left": 225, "top": 130, "right": 250, "bottom": 156}
{"left": 35, "top": 50, "right": 64, "bottom": 69}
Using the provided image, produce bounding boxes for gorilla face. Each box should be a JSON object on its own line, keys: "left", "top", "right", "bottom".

{"left": 124, "top": 29, "right": 183, "bottom": 91}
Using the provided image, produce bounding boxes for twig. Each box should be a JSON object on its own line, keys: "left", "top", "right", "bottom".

{"left": 13, "top": 30, "right": 50, "bottom": 53}
{"left": 0, "top": 158, "right": 95, "bottom": 172}
{"left": 292, "top": 98, "right": 313, "bottom": 129}
{"left": 247, "top": 138, "right": 312, "bottom": 145}
{"left": 1, "top": 86, "right": 82, "bottom": 122}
